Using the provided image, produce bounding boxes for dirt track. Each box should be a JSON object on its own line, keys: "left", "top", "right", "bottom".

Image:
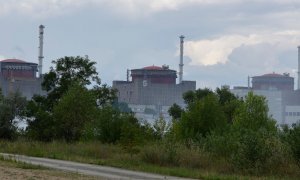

{"left": 1, "top": 153, "right": 192, "bottom": 180}
{"left": 0, "top": 158, "right": 99, "bottom": 180}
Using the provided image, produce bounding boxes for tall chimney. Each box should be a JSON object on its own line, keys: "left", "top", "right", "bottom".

{"left": 127, "top": 69, "right": 130, "bottom": 82}
{"left": 248, "top": 76, "right": 250, "bottom": 89}
{"left": 179, "top": 35, "right": 185, "bottom": 84}
{"left": 298, "top": 46, "right": 300, "bottom": 90}
{"left": 38, "top": 25, "right": 45, "bottom": 77}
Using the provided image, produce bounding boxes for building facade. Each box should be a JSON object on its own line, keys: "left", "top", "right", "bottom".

{"left": 0, "top": 59, "right": 44, "bottom": 99}
{"left": 113, "top": 65, "right": 196, "bottom": 122}
{"left": 231, "top": 72, "right": 300, "bottom": 126}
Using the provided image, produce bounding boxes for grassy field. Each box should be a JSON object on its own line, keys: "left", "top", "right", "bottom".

{"left": 0, "top": 140, "right": 299, "bottom": 180}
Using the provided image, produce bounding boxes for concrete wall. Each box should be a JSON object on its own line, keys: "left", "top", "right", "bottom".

{"left": 113, "top": 80, "right": 196, "bottom": 107}
{"left": 0, "top": 76, "right": 45, "bottom": 99}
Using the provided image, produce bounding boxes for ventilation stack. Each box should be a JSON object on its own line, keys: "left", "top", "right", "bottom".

{"left": 298, "top": 46, "right": 300, "bottom": 90}
{"left": 179, "top": 35, "right": 185, "bottom": 84}
{"left": 38, "top": 25, "right": 45, "bottom": 77}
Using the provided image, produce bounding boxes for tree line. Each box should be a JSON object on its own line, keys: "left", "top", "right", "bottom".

{"left": 0, "top": 56, "right": 299, "bottom": 175}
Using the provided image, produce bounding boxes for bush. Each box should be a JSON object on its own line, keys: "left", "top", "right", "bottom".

{"left": 204, "top": 130, "right": 238, "bottom": 158}
{"left": 282, "top": 123, "right": 300, "bottom": 165}
{"left": 141, "top": 141, "right": 180, "bottom": 166}
{"left": 231, "top": 129, "right": 292, "bottom": 174}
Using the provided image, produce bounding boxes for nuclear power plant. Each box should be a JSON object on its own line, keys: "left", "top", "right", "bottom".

{"left": 0, "top": 25, "right": 46, "bottom": 99}
{"left": 113, "top": 36, "right": 196, "bottom": 122}
{"left": 231, "top": 46, "right": 300, "bottom": 127}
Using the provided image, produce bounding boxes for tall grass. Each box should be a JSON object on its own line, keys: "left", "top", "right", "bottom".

{"left": 0, "top": 139, "right": 299, "bottom": 179}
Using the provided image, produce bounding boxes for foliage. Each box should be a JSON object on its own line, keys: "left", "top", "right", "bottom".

{"left": 177, "top": 94, "right": 227, "bottom": 140}
{"left": 153, "top": 116, "right": 170, "bottom": 139}
{"left": 283, "top": 123, "right": 300, "bottom": 165}
{"left": 25, "top": 56, "right": 117, "bottom": 142}
{"left": 168, "top": 103, "right": 183, "bottom": 120}
{"left": 139, "top": 120, "right": 157, "bottom": 142}
{"left": 216, "top": 86, "right": 241, "bottom": 123}
{"left": 119, "top": 115, "right": 143, "bottom": 155}
{"left": 24, "top": 95, "right": 55, "bottom": 141}
{"left": 89, "top": 107, "right": 123, "bottom": 143}
{"left": 83, "top": 106, "right": 140, "bottom": 144}
{"left": 231, "top": 129, "right": 291, "bottom": 174}
{"left": 229, "top": 92, "right": 286, "bottom": 173}
{"left": 183, "top": 88, "right": 213, "bottom": 106}
{"left": 42, "top": 56, "right": 100, "bottom": 106}
{"left": 233, "top": 92, "right": 277, "bottom": 133}
{"left": 92, "top": 84, "right": 117, "bottom": 107}
{"left": 0, "top": 91, "right": 26, "bottom": 140}
{"left": 53, "top": 82, "right": 97, "bottom": 142}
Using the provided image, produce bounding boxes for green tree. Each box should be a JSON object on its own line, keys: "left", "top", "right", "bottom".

{"left": 178, "top": 94, "right": 227, "bottom": 140}
{"left": 216, "top": 86, "right": 241, "bottom": 123}
{"left": 168, "top": 103, "right": 183, "bottom": 120}
{"left": 42, "top": 56, "right": 100, "bottom": 107}
{"left": 284, "top": 123, "right": 300, "bottom": 165}
{"left": 233, "top": 92, "right": 276, "bottom": 132}
{"left": 25, "top": 56, "right": 117, "bottom": 141}
{"left": 25, "top": 95, "right": 55, "bottom": 141}
{"left": 230, "top": 92, "right": 283, "bottom": 173}
{"left": 0, "top": 91, "right": 27, "bottom": 140}
{"left": 120, "top": 115, "right": 143, "bottom": 155}
{"left": 183, "top": 88, "right": 213, "bottom": 106}
{"left": 53, "top": 82, "right": 97, "bottom": 142}
{"left": 92, "top": 84, "right": 117, "bottom": 107}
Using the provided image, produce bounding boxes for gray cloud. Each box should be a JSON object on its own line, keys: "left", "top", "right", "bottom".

{"left": 1, "top": 0, "right": 300, "bottom": 90}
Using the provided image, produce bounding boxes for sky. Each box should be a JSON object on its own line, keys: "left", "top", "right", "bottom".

{"left": 1, "top": 0, "right": 300, "bottom": 89}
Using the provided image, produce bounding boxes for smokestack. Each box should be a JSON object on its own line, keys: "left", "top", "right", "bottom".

{"left": 179, "top": 35, "right": 185, "bottom": 84}
{"left": 127, "top": 69, "right": 130, "bottom": 82}
{"left": 298, "top": 46, "right": 300, "bottom": 90}
{"left": 248, "top": 76, "right": 250, "bottom": 89}
{"left": 38, "top": 25, "right": 45, "bottom": 77}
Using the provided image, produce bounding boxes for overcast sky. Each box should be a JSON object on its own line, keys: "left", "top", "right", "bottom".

{"left": 1, "top": 0, "right": 300, "bottom": 89}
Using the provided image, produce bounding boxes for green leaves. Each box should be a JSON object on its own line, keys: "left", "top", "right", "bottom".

{"left": 179, "top": 94, "right": 227, "bottom": 139}
{"left": 233, "top": 92, "right": 277, "bottom": 132}
{"left": 25, "top": 56, "right": 118, "bottom": 142}
{"left": 42, "top": 56, "right": 100, "bottom": 105}
{"left": 53, "top": 82, "right": 97, "bottom": 142}
{"left": 0, "top": 91, "right": 27, "bottom": 140}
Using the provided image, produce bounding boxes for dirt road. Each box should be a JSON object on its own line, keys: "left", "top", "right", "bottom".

{"left": 0, "top": 153, "right": 192, "bottom": 180}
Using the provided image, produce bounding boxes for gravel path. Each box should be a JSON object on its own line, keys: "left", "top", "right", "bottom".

{"left": 0, "top": 153, "right": 193, "bottom": 180}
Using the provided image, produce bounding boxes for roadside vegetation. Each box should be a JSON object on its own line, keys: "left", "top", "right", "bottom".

{"left": 0, "top": 56, "right": 299, "bottom": 179}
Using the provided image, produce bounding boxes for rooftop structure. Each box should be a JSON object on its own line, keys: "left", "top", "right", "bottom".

{"left": 131, "top": 65, "right": 177, "bottom": 85}
{"left": 252, "top": 72, "right": 294, "bottom": 91}
{"left": 0, "top": 59, "right": 38, "bottom": 79}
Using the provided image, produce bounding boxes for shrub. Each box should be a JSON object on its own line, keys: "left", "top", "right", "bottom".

{"left": 140, "top": 140, "right": 180, "bottom": 166}
{"left": 286, "top": 124, "right": 300, "bottom": 165}
{"left": 231, "top": 129, "right": 292, "bottom": 174}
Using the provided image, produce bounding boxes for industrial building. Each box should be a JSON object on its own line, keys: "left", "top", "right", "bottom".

{"left": 231, "top": 47, "right": 300, "bottom": 126}
{"left": 0, "top": 25, "right": 45, "bottom": 99}
{"left": 252, "top": 73, "right": 294, "bottom": 91}
{"left": 114, "top": 65, "right": 196, "bottom": 106}
{"left": 113, "top": 36, "right": 196, "bottom": 122}
{"left": 0, "top": 59, "right": 44, "bottom": 99}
